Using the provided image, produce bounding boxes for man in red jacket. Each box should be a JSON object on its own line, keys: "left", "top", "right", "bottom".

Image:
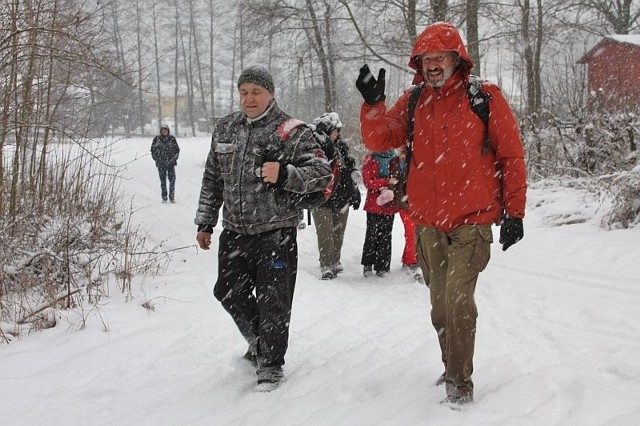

{"left": 356, "top": 22, "right": 527, "bottom": 406}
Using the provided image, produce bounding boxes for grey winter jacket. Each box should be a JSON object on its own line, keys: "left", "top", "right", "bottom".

{"left": 194, "top": 101, "right": 333, "bottom": 235}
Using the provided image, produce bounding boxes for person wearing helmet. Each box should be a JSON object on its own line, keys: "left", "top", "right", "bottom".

{"left": 150, "top": 124, "right": 180, "bottom": 203}
{"left": 356, "top": 22, "right": 527, "bottom": 406}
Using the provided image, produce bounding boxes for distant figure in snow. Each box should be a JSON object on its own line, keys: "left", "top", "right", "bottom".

{"left": 150, "top": 124, "right": 180, "bottom": 203}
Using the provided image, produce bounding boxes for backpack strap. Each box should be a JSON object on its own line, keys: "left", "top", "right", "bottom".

{"left": 405, "top": 83, "right": 424, "bottom": 177}
{"left": 277, "top": 118, "right": 306, "bottom": 140}
{"left": 467, "top": 75, "right": 492, "bottom": 154}
{"left": 407, "top": 83, "right": 424, "bottom": 150}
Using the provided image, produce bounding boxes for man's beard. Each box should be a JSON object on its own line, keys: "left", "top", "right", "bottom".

{"left": 425, "top": 66, "right": 455, "bottom": 88}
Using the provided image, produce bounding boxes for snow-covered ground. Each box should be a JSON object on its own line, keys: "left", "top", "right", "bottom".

{"left": 1, "top": 136, "right": 639, "bottom": 426}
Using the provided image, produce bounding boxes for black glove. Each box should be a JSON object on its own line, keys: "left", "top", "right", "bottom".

{"left": 356, "top": 64, "right": 386, "bottom": 105}
{"left": 499, "top": 216, "right": 524, "bottom": 251}
{"left": 352, "top": 189, "right": 361, "bottom": 210}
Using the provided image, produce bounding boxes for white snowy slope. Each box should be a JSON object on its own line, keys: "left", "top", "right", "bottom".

{"left": 1, "top": 136, "right": 639, "bottom": 426}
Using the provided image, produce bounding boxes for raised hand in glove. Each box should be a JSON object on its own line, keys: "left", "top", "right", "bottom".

{"left": 499, "top": 215, "right": 524, "bottom": 251}
{"left": 356, "top": 64, "right": 386, "bottom": 105}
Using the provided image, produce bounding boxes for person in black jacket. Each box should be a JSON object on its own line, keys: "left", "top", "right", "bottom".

{"left": 310, "top": 112, "right": 362, "bottom": 280}
{"left": 150, "top": 124, "right": 180, "bottom": 203}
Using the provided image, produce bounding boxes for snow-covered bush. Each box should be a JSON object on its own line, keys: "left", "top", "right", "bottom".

{"left": 600, "top": 168, "right": 640, "bottom": 229}
{"left": 0, "top": 142, "right": 167, "bottom": 342}
{"left": 522, "top": 109, "right": 639, "bottom": 229}
{"left": 523, "top": 110, "right": 639, "bottom": 180}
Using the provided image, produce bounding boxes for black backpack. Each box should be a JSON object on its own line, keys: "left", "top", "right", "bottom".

{"left": 276, "top": 118, "right": 341, "bottom": 210}
{"left": 400, "top": 75, "right": 491, "bottom": 208}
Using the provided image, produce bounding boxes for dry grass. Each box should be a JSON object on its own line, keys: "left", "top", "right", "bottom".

{"left": 0, "top": 140, "right": 167, "bottom": 342}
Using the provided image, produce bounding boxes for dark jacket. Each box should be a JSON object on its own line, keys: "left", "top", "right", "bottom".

{"left": 388, "top": 156, "right": 408, "bottom": 210}
{"left": 151, "top": 134, "right": 180, "bottom": 167}
{"left": 194, "top": 101, "right": 333, "bottom": 235}
{"left": 323, "top": 136, "right": 361, "bottom": 211}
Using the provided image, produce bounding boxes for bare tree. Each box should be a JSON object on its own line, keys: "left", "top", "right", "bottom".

{"left": 173, "top": 1, "right": 180, "bottom": 135}
{"left": 580, "top": 0, "right": 640, "bottom": 34}
{"left": 433, "top": 0, "right": 449, "bottom": 21}
{"left": 189, "top": 0, "right": 211, "bottom": 132}
{"left": 135, "top": 0, "right": 146, "bottom": 135}
{"left": 466, "top": 0, "right": 480, "bottom": 77}
{"left": 208, "top": 0, "right": 217, "bottom": 120}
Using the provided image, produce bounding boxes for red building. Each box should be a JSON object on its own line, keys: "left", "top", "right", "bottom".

{"left": 577, "top": 35, "right": 640, "bottom": 111}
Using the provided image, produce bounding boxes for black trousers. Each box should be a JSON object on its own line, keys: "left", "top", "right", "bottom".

{"left": 213, "top": 227, "right": 298, "bottom": 370}
{"left": 361, "top": 212, "right": 395, "bottom": 272}
{"left": 157, "top": 164, "right": 176, "bottom": 200}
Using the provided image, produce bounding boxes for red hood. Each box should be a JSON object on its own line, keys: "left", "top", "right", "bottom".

{"left": 409, "top": 22, "right": 473, "bottom": 85}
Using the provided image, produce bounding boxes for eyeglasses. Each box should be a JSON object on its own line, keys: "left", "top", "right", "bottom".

{"left": 420, "top": 54, "right": 452, "bottom": 65}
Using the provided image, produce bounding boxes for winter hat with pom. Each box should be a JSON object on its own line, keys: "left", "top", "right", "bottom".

{"left": 237, "top": 65, "right": 275, "bottom": 94}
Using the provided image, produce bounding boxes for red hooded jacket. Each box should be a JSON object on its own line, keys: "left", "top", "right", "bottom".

{"left": 360, "top": 22, "right": 527, "bottom": 232}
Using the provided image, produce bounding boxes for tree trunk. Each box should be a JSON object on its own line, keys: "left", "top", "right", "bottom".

{"left": 432, "top": 0, "right": 448, "bottom": 21}
{"left": 152, "top": 0, "right": 162, "bottom": 128}
{"left": 521, "top": 0, "right": 536, "bottom": 117}
{"left": 209, "top": 0, "right": 216, "bottom": 120}
{"left": 534, "top": 0, "right": 543, "bottom": 115}
{"left": 466, "top": 0, "right": 481, "bottom": 77}
{"left": 305, "top": 0, "right": 333, "bottom": 111}
{"left": 178, "top": 12, "right": 196, "bottom": 137}
{"left": 173, "top": 2, "right": 179, "bottom": 136}
{"left": 190, "top": 0, "right": 210, "bottom": 133}
{"left": 135, "top": 0, "right": 145, "bottom": 135}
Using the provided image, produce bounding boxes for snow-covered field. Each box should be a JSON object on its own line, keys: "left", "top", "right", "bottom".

{"left": 1, "top": 136, "right": 639, "bottom": 426}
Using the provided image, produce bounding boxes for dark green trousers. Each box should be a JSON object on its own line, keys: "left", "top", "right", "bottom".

{"left": 416, "top": 224, "right": 492, "bottom": 398}
{"left": 311, "top": 206, "right": 349, "bottom": 269}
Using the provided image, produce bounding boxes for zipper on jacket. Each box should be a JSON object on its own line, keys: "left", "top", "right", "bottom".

{"left": 238, "top": 122, "right": 253, "bottom": 233}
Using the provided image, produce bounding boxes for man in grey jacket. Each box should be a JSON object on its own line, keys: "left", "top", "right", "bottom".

{"left": 195, "top": 65, "right": 332, "bottom": 392}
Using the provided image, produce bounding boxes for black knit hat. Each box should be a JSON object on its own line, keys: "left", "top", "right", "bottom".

{"left": 237, "top": 65, "right": 275, "bottom": 94}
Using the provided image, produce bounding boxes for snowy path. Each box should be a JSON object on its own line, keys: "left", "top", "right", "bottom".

{"left": 1, "top": 137, "right": 639, "bottom": 426}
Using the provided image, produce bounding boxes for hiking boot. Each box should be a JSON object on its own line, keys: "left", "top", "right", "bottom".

{"left": 255, "top": 368, "right": 284, "bottom": 392}
{"left": 333, "top": 262, "right": 344, "bottom": 274}
{"left": 435, "top": 372, "right": 446, "bottom": 386}
{"left": 440, "top": 394, "right": 473, "bottom": 409}
{"left": 375, "top": 270, "right": 388, "bottom": 278}
{"left": 403, "top": 264, "right": 424, "bottom": 282}
{"left": 321, "top": 266, "right": 336, "bottom": 280}
{"left": 363, "top": 265, "right": 373, "bottom": 278}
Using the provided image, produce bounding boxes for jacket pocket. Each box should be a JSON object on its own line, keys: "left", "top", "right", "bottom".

{"left": 214, "top": 143, "right": 235, "bottom": 176}
{"left": 468, "top": 225, "right": 492, "bottom": 272}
